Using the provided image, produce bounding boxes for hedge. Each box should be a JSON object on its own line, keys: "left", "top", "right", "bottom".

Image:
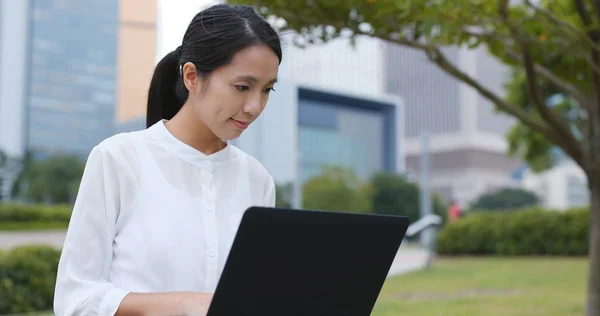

{"left": 0, "top": 245, "right": 61, "bottom": 314}
{"left": 0, "top": 203, "right": 72, "bottom": 230}
{"left": 437, "top": 207, "right": 589, "bottom": 256}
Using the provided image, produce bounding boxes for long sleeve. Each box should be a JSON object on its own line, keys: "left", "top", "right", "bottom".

{"left": 264, "top": 176, "right": 276, "bottom": 207}
{"left": 54, "top": 145, "right": 129, "bottom": 316}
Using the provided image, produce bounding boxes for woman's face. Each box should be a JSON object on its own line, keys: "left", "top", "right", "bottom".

{"left": 181, "top": 44, "right": 280, "bottom": 140}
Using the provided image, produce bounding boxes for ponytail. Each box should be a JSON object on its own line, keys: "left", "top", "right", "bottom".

{"left": 146, "top": 47, "right": 188, "bottom": 128}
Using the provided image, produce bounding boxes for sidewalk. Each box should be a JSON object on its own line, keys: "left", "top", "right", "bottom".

{"left": 0, "top": 230, "right": 66, "bottom": 250}
{"left": 387, "top": 246, "right": 431, "bottom": 277}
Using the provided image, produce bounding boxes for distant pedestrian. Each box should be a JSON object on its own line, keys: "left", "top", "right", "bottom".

{"left": 448, "top": 200, "right": 462, "bottom": 222}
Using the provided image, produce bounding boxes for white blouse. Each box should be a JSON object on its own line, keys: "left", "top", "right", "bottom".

{"left": 53, "top": 120, "right": 276, "bottom": 316}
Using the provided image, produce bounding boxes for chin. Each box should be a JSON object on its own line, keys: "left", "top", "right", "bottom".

{"left": 219, "top": 130, "right": 244, "bottom": 141}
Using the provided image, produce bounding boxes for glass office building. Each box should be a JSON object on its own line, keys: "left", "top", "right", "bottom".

{"left": 25, "top": 0, "right": 118, "bottom": 156}
{"left": 230, "top": 81, "right": 404, "bottom": 196}
{"left": 297, "top": 89, "right": 397, "bottom": 182}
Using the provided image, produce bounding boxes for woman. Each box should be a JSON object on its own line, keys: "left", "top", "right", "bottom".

{"left": 54, "top": 4, "right": 282, "bottom": 315}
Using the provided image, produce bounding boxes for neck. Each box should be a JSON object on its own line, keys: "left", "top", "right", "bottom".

{"left": 164, "top": 104, "right": 225, "bottom": 155}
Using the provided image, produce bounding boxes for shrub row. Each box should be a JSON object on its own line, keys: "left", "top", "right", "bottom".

{"left": 437, "top": 207, "right": 589, "bottom": 256}
{"left": 0, "top": 203, "right": 72, "bottom": 227}
{"left": 0, "top": 245, "right": 61, "bottom": 314}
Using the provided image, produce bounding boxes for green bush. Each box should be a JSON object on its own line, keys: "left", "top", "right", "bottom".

{"left": 0, "top": 245, "right": 62, "bottom": 314}
{"left": 370, "top": 172, "right": 448, "bottom": 223}
{"left": 469, "top": 187, "right": 539, "bottom": 211}
{"left": 0, "top": 204, "right": 72, "bottom": 230}
{"left": 437, "top": 207, "right": 588, "bottom": 256}
{"left": 303, "top": 166, "right": 372, "bottom": 214}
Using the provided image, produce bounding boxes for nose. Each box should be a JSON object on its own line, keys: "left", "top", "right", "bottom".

{"left": 242, "top": 94, "right": 262, "bottom": 116}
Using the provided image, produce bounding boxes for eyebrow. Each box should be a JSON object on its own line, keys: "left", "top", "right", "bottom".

{"left": 235, "top": 75, "right": 278, "bottom": 85}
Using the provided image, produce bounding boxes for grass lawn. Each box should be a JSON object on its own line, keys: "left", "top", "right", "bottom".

{"left": 32, "top": 257, "right": 588, "bottom": 316}
{"left": 372, "top": 257, "right": 588, "bottom": 316}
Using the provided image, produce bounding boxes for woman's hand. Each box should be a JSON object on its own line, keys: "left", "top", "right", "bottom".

{"left": 181, "top": 292, "right": 214, "bottom": 316}
{"left": 117, "top": 291, "right": 214, "bottom": 316}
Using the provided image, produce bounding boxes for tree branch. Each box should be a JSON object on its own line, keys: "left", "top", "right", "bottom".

{"left": 381, "top": 33, "right": 576, "bottom": 162}
{"left": 505, "top": 52, "right": 587, "bottom": 105}
{"left": 507, "top": 2, "right": 600, "bottom": 53}
{"left": 522, "top": 0, "right": 600, "bottom": 80}
{"left": 574, "top": 0, "right": 595, "bottom": 27}
{"left": 423, "top": 46, "right": 583, "bottom": 163}
{"left": 594, "top": 0, "right": 600, "bottom": 22}
{"left": 255, "top": 2, "right": 586, "bottom": 166}
{"left": 573, "top": 0, "right": 600, "bottom": 39}
{"left": 571, "top": 0, "right": 600, "bottom": 91}
{"left": 573, "top": 0, "right": 600, "bottom": 163}
{"left": 463, "top": 28, "right": 588, "bottom": 107}
{"left": 498, "top": 0, "right": 584, "bottom": 165}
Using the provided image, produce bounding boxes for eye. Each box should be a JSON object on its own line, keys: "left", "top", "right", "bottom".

{"left": 264, "top": 87, "right": 275, "bottom": 94}
{"left": 235, "top": 85, "right": 249, "bottom": 92}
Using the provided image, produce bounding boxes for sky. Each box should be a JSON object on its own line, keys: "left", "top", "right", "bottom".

{"left": 157, "top": 0, "right": 221, "bottom": 60}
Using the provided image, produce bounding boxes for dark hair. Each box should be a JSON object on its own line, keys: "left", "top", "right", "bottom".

{"left": 146, "top": 4, "right": 283, "bottom": 128}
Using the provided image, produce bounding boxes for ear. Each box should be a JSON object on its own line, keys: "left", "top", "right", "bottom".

{"left": 182, "top": 62, "right": 202, "bottom": 92}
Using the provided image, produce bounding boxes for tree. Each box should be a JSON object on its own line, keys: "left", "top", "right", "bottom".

{"left": 275, "top": 182, "right": 293, "bottom": 208}
{"left": 12, "top": 154, "right": 85, "bottom": 204}
{"left": 0, "top": 150, "right": 6, "bottom": 169}
{"left": 504, "top": 74, "right": 572, "bottom": 172}
{"left": 0, "top": 149, "right": 6, "bottom": 199}
{"left": 9, "top": 150, "right": 32, "bottom": 200}
{"left": 470, "top": 187, "right": 539, "bottom": 211}
{"left": 302, "top": 166, "right": 372, "bottom": 214}
{"left": 0, "top": 150, "right": 25, "bottom": 202}
{"left": 228, "top": 0, "right": 600, "bottom": 313}
{"left": 370, "top": 172, "right": 447, "bottom": 223}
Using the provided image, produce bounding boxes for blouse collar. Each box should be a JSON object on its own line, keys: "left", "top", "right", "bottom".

{"left": 148, "top": 120, "right": 236, "bottom": 167}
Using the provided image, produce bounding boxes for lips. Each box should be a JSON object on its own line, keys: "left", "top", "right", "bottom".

{"left": 231, "top": 119, "right": 250, "bottom": 130}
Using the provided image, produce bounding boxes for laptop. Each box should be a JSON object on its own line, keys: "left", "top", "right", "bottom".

{"left": 206, "top": 206, "right": 410, "bottom": 316}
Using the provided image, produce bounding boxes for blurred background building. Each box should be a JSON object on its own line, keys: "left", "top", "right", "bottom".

{"left": 234, "top": 82, "right": 405, "bottom": 185}
{"left": 385, "top": 45, "right": 522, "bottom": 207}
{"left": 115, "top": 0, "right": 157, "bottom": 127}
{"left": 0, "top": 0, "right": 156, "bottom": 199}
{"left": 0, "top": 0, "right": 31, "bottom": 198}
{"left": 0, "top": 0, "right": 584, "bottom": 210}
{"left": 279, "top": 34, "right": 522, "bottom": 207}
{"left": 522, "top": 160, "right": 588, "bottom": 210}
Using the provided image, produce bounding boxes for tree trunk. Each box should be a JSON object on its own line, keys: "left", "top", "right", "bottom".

{"left": 587, "top": 179, "right": 600, "bottom": 316}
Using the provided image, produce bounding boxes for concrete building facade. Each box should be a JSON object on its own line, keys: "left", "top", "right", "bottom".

{"left": 0, "top": 0, "right": 156, "bottom": 200}
{"left": 233, "top": 81, "right": 405, "bottom": 185}
{"left": 279, "top": 34, "right": 522, "bottom": 207}
{"left": 116, "top": 0, "right": 157, "bottom": 124}
{"left": 385, "top": 45, "right": 522, "bottom": 207}
{"left": 522, "top": 162, "right": 589, "bottom": 210}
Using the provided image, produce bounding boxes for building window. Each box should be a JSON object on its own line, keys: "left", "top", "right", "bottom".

{"left": 566, "top": 176, "right": 588, "bottom": 208}
{"left": 537, "top": 181, "right": 549, "bottom": 207}
{"left": 297, "top": 96, "right": 390, "bottom": 183}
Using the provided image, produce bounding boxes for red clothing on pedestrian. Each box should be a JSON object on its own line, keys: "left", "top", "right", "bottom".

{"left": 449, "top": 204, "right": 461, "bottom": 222}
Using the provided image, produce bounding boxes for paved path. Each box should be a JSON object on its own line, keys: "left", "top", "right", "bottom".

{"left": 387, "top": 246, "right": 431, "bottom": 277}
{"left": 0, "top": 230, "right": 430, "bottom": 277}
{"left": 0, "top": 230, "right": 66, "bottom": 250}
